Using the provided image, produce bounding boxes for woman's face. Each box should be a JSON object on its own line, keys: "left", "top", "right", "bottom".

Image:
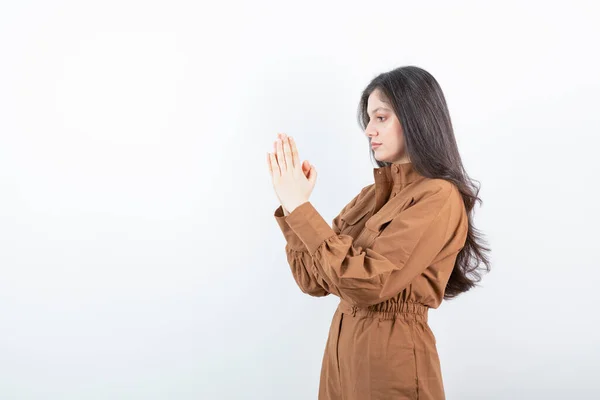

{"left": 365, "top": 89, "right": 410, "bottom": 164}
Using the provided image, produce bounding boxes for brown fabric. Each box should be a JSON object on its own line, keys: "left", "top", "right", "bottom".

{"left": 273, "top": 162, "right": 469, "bottom": 399}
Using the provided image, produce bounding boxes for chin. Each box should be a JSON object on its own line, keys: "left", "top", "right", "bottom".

{"left": 374, "top": 153, "right": 389, "bottom": 162}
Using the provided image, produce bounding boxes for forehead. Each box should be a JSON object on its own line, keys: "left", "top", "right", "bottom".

{"left": 367, "top": 91, "right": 391, "bottom": 114}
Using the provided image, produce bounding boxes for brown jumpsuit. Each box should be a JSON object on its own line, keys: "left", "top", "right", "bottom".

{"left": 273, "top": 162, "right": 469, "bottom": 400}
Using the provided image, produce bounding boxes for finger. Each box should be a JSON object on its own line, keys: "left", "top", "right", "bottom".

{"left": 274, "top": 139, "right": 283, "bottom": 168}
{"left": 304, "top": 161, "right": 312, "bottom": 177}
{"left": 269, "top": 152, "right": 280, "bottom": 178}
{"left": 308, "top": 164, "right": 317, "bottom": 184}
{"left": 276, "top": 138, "right": 287, "bottom": 172}
{"left": 288, "top": 136, "right": 302, "bottom": 169}
{"left": 283, "top": 136, "right": 294, "bottom": 170}
{"left": 289, "top": 136, "right": 299, "bottom": 170}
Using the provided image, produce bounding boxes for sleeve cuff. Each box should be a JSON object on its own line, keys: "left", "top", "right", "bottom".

{"left": 284, "top": 201, "right": 337, "bottom": 255}
{"left": 273, "top": 205, "right": 308, "bottom": 250}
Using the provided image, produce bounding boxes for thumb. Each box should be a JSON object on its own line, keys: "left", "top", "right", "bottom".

{"left": 307, "top": 164, "right": 317, "bottom": 184}
{"left": 302, "top": 160, "right": 311, "bottom": 177}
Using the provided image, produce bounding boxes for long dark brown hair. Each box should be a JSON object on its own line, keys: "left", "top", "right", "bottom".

{"left": 357, "top": 65, "right": 491, "bottom": 299}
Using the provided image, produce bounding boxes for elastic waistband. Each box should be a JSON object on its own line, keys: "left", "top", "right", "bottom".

{"left": 338, "top": 301, "right": 429, "bottom": 322}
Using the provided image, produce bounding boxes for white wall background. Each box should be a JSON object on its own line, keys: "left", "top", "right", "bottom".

{"left": 1, "top": 1, "right": 598, "bottom": 399}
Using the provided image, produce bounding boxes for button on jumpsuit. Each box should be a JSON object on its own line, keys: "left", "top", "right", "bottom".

{"left": 273, "top": 162, "right": 469, "bottom": 400}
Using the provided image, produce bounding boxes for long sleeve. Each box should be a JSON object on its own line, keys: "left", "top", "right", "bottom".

{"left": 274, "top": 205, "right": 308, "bottom": 251}
{"left": 273, "top": 187, "right": 368, "bottom": 297}
{"left": 274, "top": 205, "right": 328, "bottom": 296}
{"left": 283, "top": 183, "right": 467, "bottom": 307}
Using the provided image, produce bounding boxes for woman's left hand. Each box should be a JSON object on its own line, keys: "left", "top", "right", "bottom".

{"left": 267, "top": 133, "right": 317, "bottom": 214}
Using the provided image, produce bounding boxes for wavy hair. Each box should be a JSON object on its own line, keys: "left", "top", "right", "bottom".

{"left": 357, "top": 65, "right": 491, "bottom": 299}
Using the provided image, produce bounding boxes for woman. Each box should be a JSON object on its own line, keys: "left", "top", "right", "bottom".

{"left": 267, "top": 65, "right": 491, "bottom": 400}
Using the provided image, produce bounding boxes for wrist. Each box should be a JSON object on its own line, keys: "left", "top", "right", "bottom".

{"left": 286, "top": 200, "right": 308, "bottom": 215}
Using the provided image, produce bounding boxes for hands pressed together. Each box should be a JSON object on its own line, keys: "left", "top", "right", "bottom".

{"left": 267, "top": 133, "right": 317, "bottom": 215}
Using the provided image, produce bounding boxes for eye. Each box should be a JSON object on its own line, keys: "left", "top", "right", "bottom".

{"left": 377, "top": 116, "right": 385, "bottom": 121}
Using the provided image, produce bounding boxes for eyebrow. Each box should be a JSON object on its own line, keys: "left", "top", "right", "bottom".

{"left": 367, "top": 107, "right": 390, "bottom": 116}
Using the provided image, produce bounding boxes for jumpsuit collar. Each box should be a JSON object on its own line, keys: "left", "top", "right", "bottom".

{"left": 372, "top": 162, "right": 423, "bottom": 213}
{"left": 373, "top": 161, "right": 423, "bottom": 186}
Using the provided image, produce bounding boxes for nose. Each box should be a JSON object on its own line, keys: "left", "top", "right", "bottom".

{"left": 366, "top": 129, "right": 378, "bottom": 142}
